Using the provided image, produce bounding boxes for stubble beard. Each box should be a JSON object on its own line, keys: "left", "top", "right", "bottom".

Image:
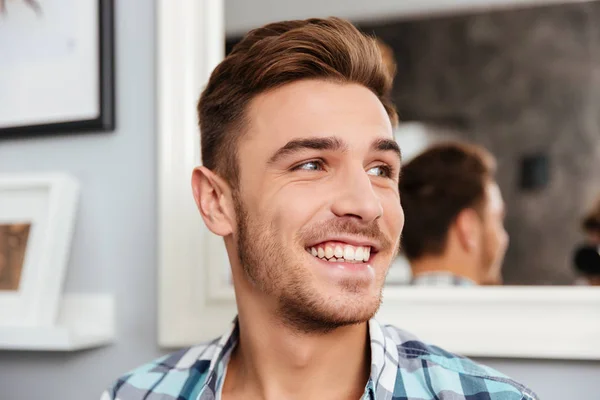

{"left": 233, "top": 194, "right": 387, "bottom": 334}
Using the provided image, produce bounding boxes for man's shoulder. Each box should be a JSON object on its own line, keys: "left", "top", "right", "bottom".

{"left": 381, "top": 324, "right": 538, "bottom": 399}
{"left": 101, "top": 339, "right": 220, "bottom": 400}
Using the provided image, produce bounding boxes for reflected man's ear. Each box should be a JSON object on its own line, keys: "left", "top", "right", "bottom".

{"left": 455, "top": 208, "right": 482, "bottom": 252}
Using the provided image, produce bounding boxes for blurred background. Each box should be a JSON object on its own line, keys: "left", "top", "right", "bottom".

{"left": 1, "top": 0, "right": 599, "bottom": 399}
{"left": 226, "top": 2, "right": 600, "bottom": 287}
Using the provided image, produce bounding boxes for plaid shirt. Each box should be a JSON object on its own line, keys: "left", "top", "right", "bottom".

{"left": 101, "top": 318, "right": 538, "bottom": 400}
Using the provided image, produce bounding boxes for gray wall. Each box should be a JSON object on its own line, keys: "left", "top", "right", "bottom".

{"left": 0, "top": 1, "right": 165, "bottom": 399}
{"left": 366, "top": 2, "right": 600, "bottom": 285}
{"left": 0, "top": 1, "right": 598, "bottom": 399}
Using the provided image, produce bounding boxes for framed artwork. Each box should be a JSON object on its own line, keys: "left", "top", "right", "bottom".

{"left": 0, "top": 223, "right": 31, "bottom": 291}
{"left": 0, "top": 173, "right": 79, "bottom": 327}
{"left": 157, "top": 0, "right": 600, "bottom": 359}
{"left": 0, "top": 0, "right": 115, "bottom": 137}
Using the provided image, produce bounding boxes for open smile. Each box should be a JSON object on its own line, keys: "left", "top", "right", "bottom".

{"left": 306, "top": 241, "right": 375, "bottom": 264}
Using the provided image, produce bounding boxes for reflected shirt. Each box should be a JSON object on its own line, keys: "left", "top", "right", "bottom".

{"left": 411, "top": 272, "right": 477, "bottom": 287}
{"left": 101, "top": 318, "right": 537, "bottom": 400}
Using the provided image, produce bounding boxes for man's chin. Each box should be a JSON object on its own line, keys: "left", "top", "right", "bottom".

{"left": 280, "top": 311, "right": 375, "bottom": 335}
{"left": 277, "top": 291, "right": 381, "bottom": 334}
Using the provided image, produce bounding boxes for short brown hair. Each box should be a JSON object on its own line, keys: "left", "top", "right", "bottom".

{"left": 375, "top": 39, "right": 397, "bottom": 83}
{"left": 399, "top": 142, "right": 497, "bottom": 260}
{"left": 197, "top": 17, "right": 398, "bottom": 185}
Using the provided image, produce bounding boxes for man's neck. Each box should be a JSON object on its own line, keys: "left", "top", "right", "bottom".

{"left": 410, "top": 254, "right": 480, "bottom": 285}
{"left": 222, "top": 311, "right": 371, "bottom": 400}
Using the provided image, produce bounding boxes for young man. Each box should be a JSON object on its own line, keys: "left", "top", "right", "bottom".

{"left": 102, "top": 18, "right": 535, "bottom": 400}
{"left": 399, "top": 142, "right": 509, "bottom": 287}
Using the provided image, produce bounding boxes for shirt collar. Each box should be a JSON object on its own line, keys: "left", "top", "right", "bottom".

{"left": 368, "top": 318, "right": 398, "bottom": 400}
{"left": 201, "top": 318, "right": 396, "bottom": 400}
{"left": 411, "top": 271, "right": 477, "bottom": 286}
{"left": 201, "top": 319, "right": 239, "bottom": 397}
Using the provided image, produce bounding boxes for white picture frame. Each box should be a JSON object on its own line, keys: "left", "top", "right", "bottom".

{"left": 157, "top": 0, "right": 600, "bottom": 359}
{"left": 0, "top": 173, "right": 79, "bottom": 328}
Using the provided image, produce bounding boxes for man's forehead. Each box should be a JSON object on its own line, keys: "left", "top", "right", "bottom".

{"left": 243, "top": 80, "right": 394, "bottom": 146}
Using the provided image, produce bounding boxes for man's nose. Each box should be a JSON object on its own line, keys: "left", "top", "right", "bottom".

{"left": 330, "top": 167, "right": 383, "bottom": 223}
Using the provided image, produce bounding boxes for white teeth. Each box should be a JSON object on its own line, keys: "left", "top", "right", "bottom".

{"left": 325, "top": 246, "right": 334, "bottom": 259}
{"left": 354, "top": 247, "right": 364, "bottom": 261}
{"left": 317, "top": 247, "right": 325, "bottom": 259}
{"left": 343, "top": 246, "right": 355, "bottom": 261}
{"left": 334, "top": 246, "right": 344, "bottom": 258}
{"left": 309, "top": 244, "right": 372, "bottom": 263}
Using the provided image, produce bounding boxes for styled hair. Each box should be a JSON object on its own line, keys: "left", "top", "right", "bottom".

{"left": 399, "top": 142, "right": 497, "bottom": 260}
{"left": 375, "top": 38, "right": 397, "bottom": 84}
{"left": 582, "top": 195, "right": 600, "bottom": 234}
{"left": 197, "top": 17, "right": 398, "bottom": 185}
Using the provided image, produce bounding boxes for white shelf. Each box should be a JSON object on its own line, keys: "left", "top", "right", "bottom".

{"left": 0, "top": 294, "right": 115, "bottom": 351}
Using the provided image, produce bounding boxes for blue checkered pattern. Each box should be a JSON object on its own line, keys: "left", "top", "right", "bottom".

{"left": 101, "top": 318, "right": 538, "bottom": 400}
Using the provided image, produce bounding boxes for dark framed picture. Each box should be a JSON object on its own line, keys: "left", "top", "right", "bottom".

{"left": 0, "top": 0, "right": 115, "bottom": 137}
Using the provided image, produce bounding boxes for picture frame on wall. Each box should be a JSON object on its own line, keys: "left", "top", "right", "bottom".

{"left": 0, "top": 0, "right": 115, "bottom": 137}
{"left": 0, "top": 173, "right": 79, "bottom": 328}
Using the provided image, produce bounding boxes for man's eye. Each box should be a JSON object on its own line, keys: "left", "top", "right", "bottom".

{"left": 293, "top": 161, "right": 323, "bottom": 171}
{"left": 367, "top": 165, "right": 392, "bottom": 178}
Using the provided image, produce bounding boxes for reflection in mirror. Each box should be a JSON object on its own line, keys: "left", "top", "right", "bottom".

{"left": 225, "top": 1, "right": 600, "bottom": 286}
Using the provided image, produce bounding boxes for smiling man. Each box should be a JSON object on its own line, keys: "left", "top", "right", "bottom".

{"left": 102, "top": 18, "right": 537, "bottom": 400}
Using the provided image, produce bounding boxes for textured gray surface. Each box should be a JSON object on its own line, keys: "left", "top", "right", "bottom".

{"left": 368, "top": 2, "right": 600, "bottom": 285}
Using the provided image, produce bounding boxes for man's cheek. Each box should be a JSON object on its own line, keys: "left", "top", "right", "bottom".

{"left": 387, "top": 203, "right": 404, "bottom": 236}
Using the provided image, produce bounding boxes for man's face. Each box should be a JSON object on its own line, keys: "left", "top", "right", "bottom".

{"left": 480, "top": 181, "right": 509, "bottom": 285}
{"left": 232, "top": 80, "right": 403, "bottom": 332}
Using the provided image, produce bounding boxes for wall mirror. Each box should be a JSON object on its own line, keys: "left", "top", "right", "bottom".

{"left": 157, "top": 0, "right": 600, "bottom": 359}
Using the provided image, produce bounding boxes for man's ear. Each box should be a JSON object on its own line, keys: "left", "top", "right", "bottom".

{"left": 454, "top": 208, "right": 481, "bottom": 253}
{"left": 191, "top": 166, "right": 234, "bottom": 237}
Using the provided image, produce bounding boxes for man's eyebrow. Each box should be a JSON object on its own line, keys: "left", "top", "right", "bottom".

{"left": 371, "top": 138, "right": 402, "bottom": 163}
{"left": 267, "top": 136, "right": 347, "bottom": 165}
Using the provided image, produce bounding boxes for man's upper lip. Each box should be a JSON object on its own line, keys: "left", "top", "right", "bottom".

{"left": 306, "top": 236, "right": 381, "bottom": 252}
